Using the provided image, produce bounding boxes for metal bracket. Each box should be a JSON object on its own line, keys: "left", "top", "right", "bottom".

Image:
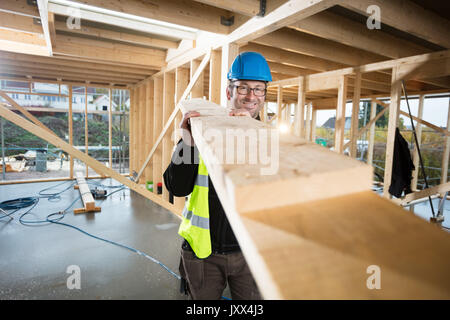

{"left": 220, "top": 15, "right": 235, "bottom": 26}
{"left": 257, "top": 0, "right": 267, "bottom": 17}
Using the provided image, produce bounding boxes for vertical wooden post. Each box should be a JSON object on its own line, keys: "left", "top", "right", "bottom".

{"left": 145, "top": 81, "right": 154, "bottom": 184}
{"left": 335, "top": 75, "right": 348, "bottom": 154}
{"left": 310, "top": 106, "right": 317, "bottom": 142}
{"left": 190, "top": 59, "right": 204, "bottom": 99}
{"left": 350, "top": 72, "right": 361, "bottom": 158}
{"left": 441, "top": 98, "right": 450, "bottom": 184}
{"left": 153, "top": 76, "right": 163, "bottom": 194}
{"left": 276, "top": 85, "right": 283, "bottom": 128}
{"left": 138, "top": 85, "right": 146, "bottom": 181}
{"left": 220, "top": 43, "right": 239, "bottom": 107}
{"left": 85, "top": 85, "right": 88, "bottom": 177}
{"left": 367, "top": 99, "right": 377, "bottom": 166}
{"left": 295, "top": 77, "right": 305, "bottom": 138}
{"left": 108, "top": 88, "right": 113, "bottom": 170}
{"left": 129, "top": 87, "right": 136, "bottom": 175}
{"left": 305, "top": 102, "right": 312, "bottom": 141}
{"left": 383, "top": 66, "right": 402, "bottom": 198}
{"left": 411, "top": 95, "right": 424, "bottom": 190}
{"left": 68, "top": 85, "right": 73, "bottom": 179}
{"left": 209, "top": 49, "right": 222, "bottom": 104}
{"left": 162, "top": 72, "right": 175, "bottom": 202}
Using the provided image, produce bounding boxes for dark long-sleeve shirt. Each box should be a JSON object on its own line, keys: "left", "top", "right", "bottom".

{"left": 163, "top": 140, "right": 240, "bottom": 253}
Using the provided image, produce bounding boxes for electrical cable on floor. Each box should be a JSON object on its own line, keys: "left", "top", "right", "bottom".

{"left": 1, "top": 179, "right": 232, "bottom": 299}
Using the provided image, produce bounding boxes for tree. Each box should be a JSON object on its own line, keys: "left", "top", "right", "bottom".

{"left": 359, "top": 101, "right": 388, "bottom": 128}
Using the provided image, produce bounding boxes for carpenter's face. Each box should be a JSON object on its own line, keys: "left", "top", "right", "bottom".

{"left": 226, "top": 80, "right": 266, "bottom": 118}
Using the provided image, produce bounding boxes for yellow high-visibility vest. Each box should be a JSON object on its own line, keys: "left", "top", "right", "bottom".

{"left": 178, "top": 155, "right": 211, "bottom": 259}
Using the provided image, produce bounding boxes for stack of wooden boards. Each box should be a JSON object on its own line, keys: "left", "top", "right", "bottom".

{"left": 181, "top": 98, "right": 450, "bottom": 299}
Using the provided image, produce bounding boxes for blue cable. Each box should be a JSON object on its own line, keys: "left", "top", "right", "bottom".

{"left": 1, "top": 180, "right": 232, "bottom": 299}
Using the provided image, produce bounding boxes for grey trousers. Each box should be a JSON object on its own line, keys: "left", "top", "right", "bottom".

{"left": 180, "top": 248, "right": 262, "bottom": 300}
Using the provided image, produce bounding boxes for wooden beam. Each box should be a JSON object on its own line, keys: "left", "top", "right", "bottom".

{"left": 349, "top": 72, "right": 361, "bottom": 158}
{"left": 367, "top": 99, "right": 377, "bottom": 166}
{"left": 391, "top": 182, "right": 450, "bottom": 206}
{"left": 0, "top": 0, "right": 39, "bottom": 18}
{"left": 383, "top": 66, "right": 402, "bottom": 198}
{"left": 48, "top": 0, "right": 228, "bottom": 35}
{"left": 162, "top": 72, "right": 175, "bottom": 202}
{"left": 0, "top": 91, "right": 55, "bottom": 136}
{"left": 36, "top": 0, "right": 52, "bottom": 55}
{"left": 152, "top": 77, "right": 163, "bottom": 189}
{"left": 290, "top": 11, "right": 430, "bottom": 60}
{"left": 334, "top": 75, "right": 348, "bottom": 154}
{"left": 220, "top": 43, "right": 239, "bottom": 107}
{"left": 442, "top": 99, "right": 450, "bottom": 184}
{"left": 0, "top": 102, "right": 180, "bottom": 214}
{"left": 53, "top": 34, "right": 166, "bottom": 68}
{"left": 411, "top": 95, "right": 424, "bottom": 190}
{"left": 54, "top": 20, "right": 178, "bottom": 50}
{"left": 179, "top": 98, "right": 450, "bottom": 299}
{"left": 209, "top": 49, "right": 222, "bottom": 104}
{"left": 254, "top": 28, "right": 385, "bottom": 67}
{"left": 341, "top": 0, "right": 450, "bottom": 49}
{"left": 0, "top": 11, "right": 43, "bottom": 34}
{"left": 74, "top": 172, "right": 100, "bottom": 214}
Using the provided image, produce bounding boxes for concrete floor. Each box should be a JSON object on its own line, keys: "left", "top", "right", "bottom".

{"left": 0, "top": 179, "right": 187, "bottom": 300}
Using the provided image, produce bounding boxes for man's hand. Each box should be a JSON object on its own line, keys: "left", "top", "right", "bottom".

{"left": 180, "top": 111, "right": 201, "bottom": 146}
{"left": 229, "top": 109, "right": 252, "bottom": 117}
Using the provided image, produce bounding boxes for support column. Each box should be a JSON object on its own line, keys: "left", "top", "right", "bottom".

{"left": 335, "top": 75, "right": 348, "bottom": 154}
{"left": 310, "top": 106, "right": 317, "bottom": 142}
{"left": 295, "top": 77, "right": 305, "bottom": 138}
{"left": 441, "top": 98, "right": 450, "bottom": 184}
{"left": 383, "top": 66, "right": 402, "bottom": 198}
{"left": 411, "top": 95, "right": 424, "bottom": 190}
{"left": 153, "top": 76, "right": 163, "bottom": 194}
{"left": 68, "top": 85, "right": 73, "bottom": 179}
{"left": 305, "top": 102, "right": 312, "bottom": 141}
{"left": 209, "top": 49, "right": 222, "bottom": 104}
{"left": 367, "top": 99, "right": 377, "bottom": 166}
{"left": 350, "top": 72, "right": 361, "bottom": 158}
{"left": 220, "top": 43, "right": 239, "bottom": 107}
{"left": 145, "top": 81, "right": 154, "bottom": 184}
{"left": 276, "top": 85, "right": 283, "bottom": 128}
{"left": 162, "top": 72, "right": 175, "bottom": 202}
{"left": 190, "top": 59, "right": 204, "bottom": 99}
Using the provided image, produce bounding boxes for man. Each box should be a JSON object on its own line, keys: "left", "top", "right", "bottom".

{"left": 163, "top": 52, "right": 272, "bottom": 300}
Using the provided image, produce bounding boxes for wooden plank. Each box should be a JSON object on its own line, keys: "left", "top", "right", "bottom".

{"left": 145, "top": 81, "right": 154, "bottom": 184}
{"left": 243, "top": 191, "right": 450, "bottom": 299}
{"left": 0, "top": 102, "right": 181, "bottom": 215}
{"left": 179, "top": 98, "right": 450, "bottom": 299}
{"left": 180, "top": 98, "right": 372, "bottom": 213}
{"left": 220, "top": 43, "right": 239, "bottom": 107}
{"left": 391, "top": 182, "right": 450, "bottom": 206}
{"left": 74, "top": 172, "right": 99, "bottom": 213}
{"left": 190, "top": 59, "right": 204, "bottom": 99}
{"left": 0, "top": 91, "right": 55, "bottom": 135}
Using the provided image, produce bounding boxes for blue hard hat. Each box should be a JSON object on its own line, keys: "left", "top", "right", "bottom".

{"left": 227, "top": 52, "right": 272, "bottom": 82}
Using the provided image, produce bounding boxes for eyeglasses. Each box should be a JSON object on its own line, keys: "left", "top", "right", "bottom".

{"left": 231, "top": 85, "right": 267, "bottom": 97}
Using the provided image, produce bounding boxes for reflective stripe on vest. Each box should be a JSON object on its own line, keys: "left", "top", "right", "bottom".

{"left": 178, "top": 155, "right": 212, "bottom": 259}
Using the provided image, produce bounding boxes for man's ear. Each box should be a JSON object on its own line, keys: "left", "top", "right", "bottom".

{"left": 226, "top": 86, "right": 232, "bottom": 100}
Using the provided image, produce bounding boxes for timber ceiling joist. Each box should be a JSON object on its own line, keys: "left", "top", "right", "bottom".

{"left": 0, "top": 0, "right": 448, "bottom": 93}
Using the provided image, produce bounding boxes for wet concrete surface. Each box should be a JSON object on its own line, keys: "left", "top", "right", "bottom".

{"left": 0, "top": 179, "right": 187, "bottom": 299}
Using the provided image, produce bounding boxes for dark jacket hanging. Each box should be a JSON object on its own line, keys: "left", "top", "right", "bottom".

{"left": 389, "top": 127, "right": 415, "bottom": 198}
